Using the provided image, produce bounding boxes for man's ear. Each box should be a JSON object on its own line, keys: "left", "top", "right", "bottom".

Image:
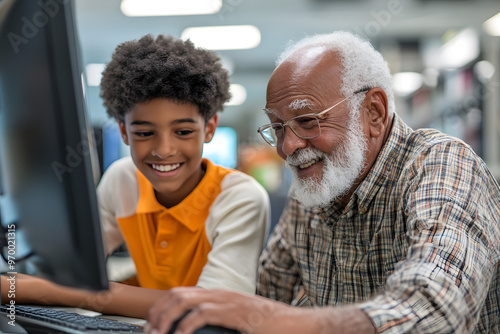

{"left": 118, "top": 120, "right": 130, "bottom": 145}
{"left": 204, "top": 114, "right": 219, "bottom": 143}
{"left": 363, "top": 87, "right": 389, "bottom": 139}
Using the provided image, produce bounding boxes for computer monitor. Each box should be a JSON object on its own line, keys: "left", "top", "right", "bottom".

{"left": 0, "top": 0, "right": 108, "bottom": 291}
{"left": 203, "top": 127, "right": 238, "bottom": 169}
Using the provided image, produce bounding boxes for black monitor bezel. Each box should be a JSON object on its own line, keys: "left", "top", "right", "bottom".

{"left": 0, "top": 0, "right": 108, "bottom": 291}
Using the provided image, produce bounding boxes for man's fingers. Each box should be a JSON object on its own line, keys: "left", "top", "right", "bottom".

{"left": 147, "top": 289, "right": 261, "bottom": 334}
{"left": 147, "top": 288, "right": 196, "bottom": 333}
{"left": 148, "top": 288, "right": 222, "bottom": 333}
{"left": 173, "top": 304, "right": 222, "bottom": 334}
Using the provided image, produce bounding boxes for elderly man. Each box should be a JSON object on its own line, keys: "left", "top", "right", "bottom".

{"left": 147, "top": 31, "right": 500, "bottom": 334}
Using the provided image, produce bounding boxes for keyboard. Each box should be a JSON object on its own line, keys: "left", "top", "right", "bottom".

{"left": 0, "top": 304, "right": 144, "bottom": 333}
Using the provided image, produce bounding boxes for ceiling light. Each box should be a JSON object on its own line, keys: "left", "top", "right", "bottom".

{"left": 439, "top": 29, "right": 479, "bottom": 69}
{"left": 392, "top": 72, "right": 423, "bottom": 96}
{"left": 226, "top": 84, "right": 247, "bottom": 106}
{"left": 181, "top": 25, "right": 261, "bottom": 50}
{"left": 120, "top": 0, "right": 222, "bottom": 17}
{"left": 484, "top": 12, "right": 500, "bottom": 36}
{"left": 473, "top": 60, "right": 495, "bottom": 83}
{"left": 85, "top": 63, "right": 106, "bottom": 87}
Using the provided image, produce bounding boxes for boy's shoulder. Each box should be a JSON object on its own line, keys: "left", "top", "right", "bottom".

{"left": 206, "top": 160, "right": 260, "bottom": 188}
{"left": 208, "top": 162, "right": 269, "bottom": 203}
{"left": 107, "top": 155, "right": 136, "bottom": 171}
{"left": 97, "top": 156, "right": 140, "bottom": 218}
{"left": 98, "top": 156, "right": 138, "bottom": 190}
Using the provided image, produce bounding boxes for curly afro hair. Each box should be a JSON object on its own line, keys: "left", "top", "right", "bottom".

{"left": 100, "top": 34, "right": 231, "bottom": 123}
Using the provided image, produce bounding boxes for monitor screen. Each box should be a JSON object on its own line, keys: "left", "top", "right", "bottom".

{"left": 203, "top": 127, "right": 238, "bottom": 169}
{"left": 0, "top": 0, "right": 108, "bottom": 291}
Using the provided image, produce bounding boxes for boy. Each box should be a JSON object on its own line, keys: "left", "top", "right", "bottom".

{"left": 2, "top": 35, "right": 270, "bottom": 319}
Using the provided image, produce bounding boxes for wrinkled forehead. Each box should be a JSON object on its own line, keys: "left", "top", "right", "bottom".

{"left": 263, "top": 99, "right": 312, "bottom": 119}
{"left": 266, "top": 48, "right": 342, "bottom": 112}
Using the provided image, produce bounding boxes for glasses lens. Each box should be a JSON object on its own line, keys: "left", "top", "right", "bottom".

{"left": 260, "top": 126, "right": 278, "bottom": 146}
{"left": 289, "top": 115, "right": 320, "bottom": 139}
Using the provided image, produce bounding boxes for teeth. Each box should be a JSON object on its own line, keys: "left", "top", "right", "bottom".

{"left": 152, "top": 163, "right": 181, "bottom": 172}
{"left": 299, "top": 158, "right": 319, "bottom": 169}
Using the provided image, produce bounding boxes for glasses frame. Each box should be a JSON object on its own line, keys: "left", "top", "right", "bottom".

{"left": 257, "top": 88, "right": 370, "bottom": 147}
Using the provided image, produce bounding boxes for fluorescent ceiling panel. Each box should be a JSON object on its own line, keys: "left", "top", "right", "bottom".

{"left": 181, "top": 25, "right": 261, "bottom": 50}
{"left": 121, "top": 0, "right": 222, "bottom": 16}
{"left": 439, "top": 28, "right": 479, "bottom": 69}
{"left": 484, "top": 12, "right": 500, "bottom": 36}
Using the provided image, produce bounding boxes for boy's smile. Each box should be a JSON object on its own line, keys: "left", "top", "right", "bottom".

{"left": 118, "top": 98, "right": 218, "bottom": 208}
{"left": 151, "top": 163, "right": 181, "bottom": 173}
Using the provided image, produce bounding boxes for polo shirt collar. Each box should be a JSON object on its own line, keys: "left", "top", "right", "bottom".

{"left": 136, "top": 170, "right": 164, "bottom": 214}
{"left": 135, "top": 159, "right": 220, "bottom": 232}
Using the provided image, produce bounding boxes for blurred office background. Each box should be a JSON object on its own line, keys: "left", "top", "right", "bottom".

{"left": 75, "top": 0, "right": 500, "bottom": 225}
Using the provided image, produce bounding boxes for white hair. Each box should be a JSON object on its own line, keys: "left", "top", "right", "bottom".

{"left": 276, "top": 31, "right": 395, "bottom": 117}
{"left": 286, "top": 115, "right": 368, "bottom": 208}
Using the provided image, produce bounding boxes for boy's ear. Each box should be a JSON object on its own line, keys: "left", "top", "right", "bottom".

{"left": 118, "top": 120, "right": 130, "bottom": 145}
{"left": 204, "top": 114, "right": 219, "bottom": 143}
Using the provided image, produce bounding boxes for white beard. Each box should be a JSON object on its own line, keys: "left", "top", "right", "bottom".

{"left": 285, "top": 119, "right": 367, "bottom": 208}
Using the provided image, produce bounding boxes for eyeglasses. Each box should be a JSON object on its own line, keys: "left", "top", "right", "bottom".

{"left": 257, "top": 88, "right": 370, "bottom": 147}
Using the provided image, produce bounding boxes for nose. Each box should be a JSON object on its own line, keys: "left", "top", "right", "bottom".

{"left": 279, "top": 126, "right": 307, "bottom": 158}
{"left": 152, "top": 135, "right": 176, "bottom": 159}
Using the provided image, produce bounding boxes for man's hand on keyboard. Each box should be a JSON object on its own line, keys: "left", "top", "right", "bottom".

{"left": 146, "top": 287, "right": 300, "bottom": 334}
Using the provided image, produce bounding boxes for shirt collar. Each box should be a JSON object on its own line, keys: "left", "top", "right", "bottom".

{"left": 136, "top": 159, "right": 221, "bottom": 232}
{"left": 354, "top": 114, "right": 413, "bottom": 212}
{"left": 136, "top": 170, "right": 164, "bottom": 214}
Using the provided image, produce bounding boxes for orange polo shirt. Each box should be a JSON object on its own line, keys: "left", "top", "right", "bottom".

{"left": 116, "top": 161, "right": 233, "bottom": 290}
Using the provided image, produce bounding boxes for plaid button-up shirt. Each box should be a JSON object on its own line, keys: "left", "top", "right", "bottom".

{"left": 257, "top": 114, "right": 500, "bottom": 333}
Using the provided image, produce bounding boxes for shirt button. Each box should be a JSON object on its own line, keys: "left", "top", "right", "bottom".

{"left": 160, "top": 241, "right": 168, "bottom": 248}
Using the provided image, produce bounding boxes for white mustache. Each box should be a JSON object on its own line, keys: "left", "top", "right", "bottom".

{"left": 285, "top": 147, "right": 325, "bottom": 168}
